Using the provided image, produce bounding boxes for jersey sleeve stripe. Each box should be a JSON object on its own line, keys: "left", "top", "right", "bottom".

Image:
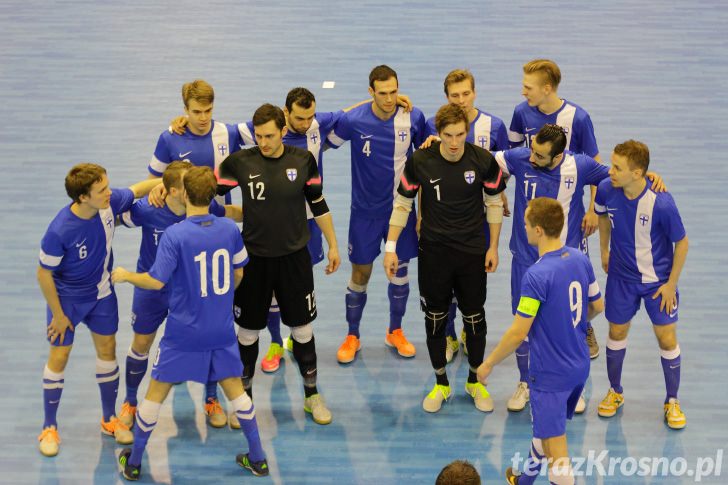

{"left": 148, "top": 156, "right": 167, "bottom": 175}
{"left": 399, "top": 174, "right": 419, "bottom": 192}
{"left": 306, "top": 176, "right": 322, "bottom": 186}
{"left": 120, "top": 211, "right": 136, "bottom": 228}
{"left": 233, "top": 247, "right": 249, "bottom": 266}
{"left": 494, "top": 151, "right": 510, "bottom": 176}
{"left": 39, "top": 249, "right": 62, "bottom": 268}
{"left": 588, "top": 281, "right": 601, "bottom": 299}
{"left": 594, "top": 202, "right": 606, "bottom": 214}
{"left": 482, "top": 167, "right": 503, "bottom": 189}
{"left": 326, "top": 131, "right": 345, "bottom": 147}
{"left": 508, "top": 130, "right": 525, "bottom": 143}
{"left": 238, "top": 123, "right": 254, "bottom": 145}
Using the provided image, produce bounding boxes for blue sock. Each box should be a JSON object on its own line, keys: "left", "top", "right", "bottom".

{"left": 232, "top": 394, "right": 265, "bottom": 462}
{"left": 518, "top": 438, "right": 545, "bottom": 485}
{"left": 267, "top": 299, "right": 282, "bottom": 345}
{"left": 516, "top": 340, "right": 529, "bottom": 383}
{"left": 660, "top": 345, "right": 681, "bottom": 402}
{"left": 125, "top": 347, "right": 148, "bottom": 407}
{"left": 129, "top": 400, "right": 160, "bottom": 468}
{"left": 205, "top": 381, "right": 219, "bottom": 401}
{"left": 387, "top": 260, "right": 409, "bottom": 333}
{"left": 345, "top": 285, "right": 367, "bottom": 338}
{"left": 96, "top": 359, "right": 119, "bottom": 421}
{"left": 606, "top": 338, "right": 627, "bottom": 394}
{"left": 42, "top": 365, "right": 64, "bottom": 428}
{"left": 445, "top": 298, "right": 457, "bottom": 339}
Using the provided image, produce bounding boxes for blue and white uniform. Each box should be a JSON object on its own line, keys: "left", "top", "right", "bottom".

{"left": 39, "top": 189, "right": 135, "bottom": 345}
{"left": 327, "top": 104, "right": 426, "bottom": 263}
{"left": 238, "top": 112, "right": 342, "bottom": 264}
{"left": 508, "top": 100, "right": 599, "bottom": 157}
{"left": 149, "top": 214, "right": 248, "bottom": 384}
{"left": 495, "top": 148, "right": 608, "bottom": 313}
{"left": 595, "top": 179, "right": 686, "bottom": 325}
{"left": 119, "top": 196, "right": 225, "bottom": 334}
{"left": 516, "top": 246, "right": 601, "bottom": 438}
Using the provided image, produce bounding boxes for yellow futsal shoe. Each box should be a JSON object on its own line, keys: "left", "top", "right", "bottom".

{"left": 38, "top": 426, "right": 61, "bottom": 457}
{"left": 598, "top": 388, "right": 624, "bottom": 418}
{"left": 423, "top": 384, "right": 451, "bottom": 413}
{"left": 465, "top": 381, "right": 494, "bottom": 412}
{"left": 445, "top": 336, "right": 459, "bottom": 363}
{"left": 664, "top": 398, "right": 686, "bottom": 429}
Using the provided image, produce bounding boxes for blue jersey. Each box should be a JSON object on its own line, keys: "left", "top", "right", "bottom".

{"left": 149, "top": 214, "right": 247, "bottom": 351}
{"left": 495, "top": 148, "right": 608, "bottom": 265}
{"left": 508, "top": 100, "right": 599, "bottom": 157}
{"left": 148, "top": 121, "right": 241, "bottom": 176}
{"left": 594, "top": 179, "right": 686, "bottom": 284}
{"left": 426, "top": 108, "right": 509, "bottom": 151}
{"left": 238, "top": 111, "right": 342, "bottom": 176}
{"left": 327, "top": 104, "right": 426, "bottom": 218}
{"left": 517, "top": 247, "right": 601, "bottom": 391}
{"left": 119, "top": 196, "right": 225, "bottom": 273}
{"left": 39, "top": 189, "right": 135, "bottom": 302}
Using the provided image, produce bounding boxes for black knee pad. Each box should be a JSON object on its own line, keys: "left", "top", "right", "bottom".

{"left": 424, "top": 308, "right": 449, "bottom": 338}
{"left": 462, "top": 309, "right": 487, "bottom": 337}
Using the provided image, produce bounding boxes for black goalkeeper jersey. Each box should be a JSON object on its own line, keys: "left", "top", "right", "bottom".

{"left": 398, "top": 142, "right": 506, "bottom": 254}
{"left": 220, "top": 145, "right": 324, "bottom": 257}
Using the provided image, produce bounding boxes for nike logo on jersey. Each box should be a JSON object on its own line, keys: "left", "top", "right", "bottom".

{"left": 524, "top": 173, "right": 538, "bottom": 178}
{"left": 525, "top": 127, "right": 536, "bottom": 132}
{"left": 360, "top": 134, "right": 373, "bottom": 139}
{"left": 179, "top": 151, "right": 192, "bottom": 158}
{"left": 75, "top": 239, "right": 87, "bottom": 247}
{"left": 606, "top": 207, "right": 618, "bottom": 212}
{"left": 429, "top": 178, "right": 441, "bottom": 183}
{"left": 249, "top": 174, "right": 262, "bottom": 179}
{"left": 129, "top": 370, "right": 146, "bottom": 375}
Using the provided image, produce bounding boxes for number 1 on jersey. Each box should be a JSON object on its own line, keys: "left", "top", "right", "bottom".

{"left": 524, "top": 180, "right": 537, "bottom": 200}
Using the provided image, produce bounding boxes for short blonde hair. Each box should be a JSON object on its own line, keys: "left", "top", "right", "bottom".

{"left": 523, "top": 59, "right": 561, "bottom": 89}
{"left": 182, "top": 79, "right": 214, "bottom": 108}
{"left": 443, "top": 69, "right": 475, "bottom": 95}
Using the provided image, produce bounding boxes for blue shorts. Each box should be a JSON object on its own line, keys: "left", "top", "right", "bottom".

{"left": 307, "top": 218, "right": 324, "bottom": 266}
{"left": 151, "top": 340, "right": 242, "bottom": 384}
{"left": 131, "top": 287, "right": 169, "bottom": 335}
{"left": 348, "top": 210, "right": 418, "bottom": 265}
{"left": 47, "top": 293, "right": 119, "bottom": 346}
{"left": 510, "top": 259, "right": 531, "bottom": 315}
{"left": 530, "top": 384, "right": 584, "bottom": 439}
{"left": 605, "top": 276, "right": 679, "bottom": 325}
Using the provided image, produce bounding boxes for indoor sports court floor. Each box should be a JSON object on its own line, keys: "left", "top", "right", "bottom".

{"left": 1, "top": 1, "right": 727, "bottom": 483}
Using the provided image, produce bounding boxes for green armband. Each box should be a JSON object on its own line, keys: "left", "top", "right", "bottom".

{"left": 516, "top": 296, "right": 540, "bottom": 317}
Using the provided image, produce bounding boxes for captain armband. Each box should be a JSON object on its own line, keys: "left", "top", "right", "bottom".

{"left": 484, "top": 193, "right": 504, "bottom": 224}
{"left": 309, "top": 196, "right": 330, "bottom": 218}
{"left": 516, "top": 296, "right": 541, "bottom": 317}
{"left": 390, "top": 194, "right": 414, "bottom": 228}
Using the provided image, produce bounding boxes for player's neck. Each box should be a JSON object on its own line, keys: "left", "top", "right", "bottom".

{"left": 188, "top": 123, "right": 212, "bottom": 136}
{"left": 467, "top": 107, "right": 478, "bottom": 123}
{"left": 538, "top": 96, "right": 563, "bottom": 115}
{"left": 623, "top": 178, "right": 647, "bottom": 200}
{"left": 538, "top": 238, "right": 563, "bottom": 257}
{"left": 371, "top": 103, "right": 396, "bottom": 121}
{"left": 70, "top": 202, "right": 98, "bottom": 220}
{"left": 439, "top": 144, "right": 465, "bottom": 163}
{"left": 185, "top": 204, "right": 209, "bottom": 217}
{"left": 166, "top": 196, "right": 186, "bottom": 216}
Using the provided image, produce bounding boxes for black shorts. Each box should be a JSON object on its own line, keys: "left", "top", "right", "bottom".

{"left": 234, "top": 247, "right": 317, "bottom": 330}
{"left": 417, "top": 240, "right": 487, "bottom": 313}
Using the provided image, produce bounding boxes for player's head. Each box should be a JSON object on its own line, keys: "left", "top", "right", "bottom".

{"left": 182, "top": 80, "right": 214, "bottom": 135}
{"left": 368, "top": 65, "right": 399, "bottom": 116}
{"left": 182, "top": 166, "right": 217, "bottom": 207}
{"left": 522, "top": 59, "right": 561, "bottom": 107}
{"left": 435, "top": 460, "right": 481, "bottom": 485}
{"left": 525, "top": 197, "right": 564, "bottom": 245}
{"left": 65, "top": 163, "right": 110, "bottom": 209}
{"left": 284, "top": 87, "right": 317, "bottom": 135}
{"left": 443, "top": 69, "right": 477, "bottom": 115}
{"left": 163, "top": 161, "right": 191, "bottom": 202}
{"left": 609, "top": 139, "right": 650, "bottom": 188}
{"left": 435, "top": 103, "right": 469, "bottom": 158}
{"left": 530, "top": 124, "right": 567, "bottom": 170}
{"left": 252, "top": 103, "right": 288, "bottom": 158}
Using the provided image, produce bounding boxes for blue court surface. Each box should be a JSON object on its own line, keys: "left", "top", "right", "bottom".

{"left": 1, "top": 1, "right": 727, "bottom": 483}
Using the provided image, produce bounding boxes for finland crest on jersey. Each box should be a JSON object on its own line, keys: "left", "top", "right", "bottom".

{"left": 218, "top": 143, "right": 228, "bottom": 156}
{"left": 286, "top": 168, "right": 297, "bottom": 181}
{"left": 464, "top": 170, "right": 476, "bottom": 184}
{"left": 476, "top": 135, "right": 489, "bottom": 149}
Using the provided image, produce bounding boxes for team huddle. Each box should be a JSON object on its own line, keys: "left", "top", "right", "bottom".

{"left": 36, "top": 60, "right": 688, "bottom": 484}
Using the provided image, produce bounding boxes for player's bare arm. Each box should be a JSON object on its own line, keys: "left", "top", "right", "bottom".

{"left": 598, "top": 214, "right": 611, "bottom": 274}
{"left": 652, "top": 236, "right": 688, "bottom": 313}
{"left": 111, "top": 267, "right": 165, "bottom": 290}
{"left": 477, "top": 314, "right": 535, "bottom": 383}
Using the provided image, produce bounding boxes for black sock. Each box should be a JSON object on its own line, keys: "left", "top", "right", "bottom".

{"left": 293, "top": 336, "right": 318, "bottom": 397}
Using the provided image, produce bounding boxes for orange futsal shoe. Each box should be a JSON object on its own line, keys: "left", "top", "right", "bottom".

{"left": 385, "top": 329, "right": 416, "bottom": 358}
{"left": 337, "top": 335, "right": 361, "bottom": 364}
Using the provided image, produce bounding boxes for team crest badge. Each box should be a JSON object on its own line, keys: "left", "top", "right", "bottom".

{"left": 218, "top": 143, "right": 228, "bottom": 156}
{"left": 286, "top": 168, "right": 298, "bottom": 181}
{"left": 477, "top": 135, "right": 488, "bottom": 148}
{"left": 639, "top": 213, "right": 650, "bottom": 226}
{"left": 564, "top": 176, "right": 575, "bottom": 189}
{"left": 464, "top": 170, "right": 476, "bottom": 184}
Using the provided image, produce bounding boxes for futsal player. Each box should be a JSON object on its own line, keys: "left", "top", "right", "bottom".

{"left": 384, "top": 103, "right": 506, "bottom": 413}
{"left": 327, "top": 64, "right": 427, "bottom": 363}
{"left": 37, "top": 164, "right": 161, "bottom": 456}
{"left": 478, "top": 198, "right": 604, "bottom": 485}
{"left": 112, "top": 166, "right": 268, "bottom": 479}
{"left": 595, "top": 140, "right": 688, "bottom": 429}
